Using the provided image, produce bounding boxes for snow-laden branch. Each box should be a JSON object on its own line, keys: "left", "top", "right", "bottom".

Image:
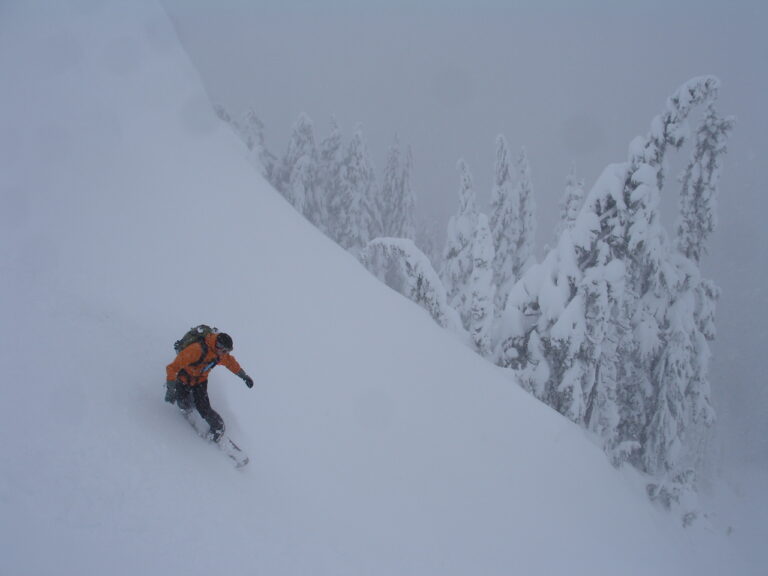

{"left": 361, "top": 238, "right": 466, "bottom": 337}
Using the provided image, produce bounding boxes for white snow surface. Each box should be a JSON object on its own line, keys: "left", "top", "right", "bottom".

{"left": 0, "top": 2, "right": 759, "bottom": 575}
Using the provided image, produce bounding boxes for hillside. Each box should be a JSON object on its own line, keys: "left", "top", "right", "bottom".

{"left": 0, "top": 2, "right": 752, "bottom": 575}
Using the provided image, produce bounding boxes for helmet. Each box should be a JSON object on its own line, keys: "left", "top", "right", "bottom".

{"left": 216, "top": 332, "right": 233, "bottom": 352}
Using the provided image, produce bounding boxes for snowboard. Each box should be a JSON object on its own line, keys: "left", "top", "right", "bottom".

{"left": 182, "top": 410, "right": 249, "bottom": 469}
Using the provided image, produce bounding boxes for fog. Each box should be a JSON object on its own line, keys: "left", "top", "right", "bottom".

{"left": 161, "top": 0, "right": 767, "bottom": 469}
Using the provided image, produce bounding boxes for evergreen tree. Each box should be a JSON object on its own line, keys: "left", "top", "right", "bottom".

{"left": 315, "top": 118, "right": 344, "bottom": 235}
{"left": 441, "top": 158, "right": 479, "bottom": 329}
{"left": 333, "top": 127, "right": 377, "bottom": 252}
{"left": 240, "top": 108, "right": 275, "bottom": 181}
{"left": 496, "top": 77, "right": 725, "bottom": 495}
{"left": 213, "top": 104, "right": 275, "bottom": 182}
{"left": 489, "top": 135, "right": 517, "bottom": 316}
{"left": 497, "top": 225, "right": 613, "bottom": 430}
{"left": 581, "top": 258, "right": 628, "bottom": 457}
{"left": 286, "top": 155, "right": 313, "bottom": 216}
{"left": 644, "top": 258, "right": 694, "bottom": 476}
{"left": 397, "top": 146, "right": 417, "bottom": 240}
{"left": 379, "top": 135, "right": 403, "bottom": 237}
{"left": 556, "top": 164, "right": 585, "bottom": 238}
{"left": 620, "top": 78, "right": 722, "bottom": 475}
{"left": 569, "top": 77, "right": 722, "bottom": 468}
{"left": 541, "top": 231, "right": 586, "bottom": 423}
{"left": 513, "top": 147, "right": 537, "bottom": 279}
{"left": 380, "top": 136, "right": 417, "bottom": 240}
{"left": 274, "top": 113, "right": 317, "bottom": 203}
{"left": 489, "top": 139, "right": 537, "bottom": 316}
{"left": 690, "top": 276, "right": 719, "bottom": 431}
{"left": 468, "top": 215, "right": 496, "bottom": 356}
{"left": 676, "top": 104, "right": 734, "bottom": 264}
{"left": 643, "top": 103, "right": 732, "bottom": 487}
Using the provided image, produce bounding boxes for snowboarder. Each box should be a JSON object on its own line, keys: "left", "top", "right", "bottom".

{"left": 165, "top": 331, "right": 254, "bottom": 442}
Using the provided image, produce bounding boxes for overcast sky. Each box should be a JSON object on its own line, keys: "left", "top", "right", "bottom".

{"left": 161, "top": 0, "right": 767, "bottom": 464}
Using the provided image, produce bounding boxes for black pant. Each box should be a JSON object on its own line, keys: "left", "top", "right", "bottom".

{"left": 175, "top": 380, "right": 224, "bottom": 435}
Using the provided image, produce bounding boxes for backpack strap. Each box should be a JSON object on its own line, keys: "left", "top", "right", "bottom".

{"left": 190, "top": 339, "right": 210, "bottom": 367}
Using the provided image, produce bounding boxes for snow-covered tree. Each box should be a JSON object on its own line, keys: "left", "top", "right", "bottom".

{"left": 643, "top": 104, "right": 732, "bottom": 470}
{"left": 441, "top": 159, "right": 479, "bottom": 328}
{"left": 496, "top": 77, "right": 726, "bottom": 499}
{"left": 377, "top": 135, "right": 403, "bottom": 238}
{"left": 674, "top": 106, "right": 732, "bottom": 463}
{"left": 542, "top": 232, "right": 587, "bottom": 422}
{"left": 498, "top": 227, "right": 598, "bottom": 427}
{"left": 379, "top": 135, "right": 402, "bottom": 237}
{"left": 397, "top": 146, "right": 417, "bottom": 240}
{"left": 513, "top": 147, "right": 537, "bottom": 279}
{"left": 556, "top": 164, "right": 585, "bottom": 238}
{"left": 286, "top": 155, "right": 312, "bottom": 216}
{"left": 468, "top": 215, "right": 496, "bottom": 356}
{"left": 332, "top": 127, "right": 378, "bottom": 252}
{"left": 676, "top": 104, "right": 734, "bottom": 264}
{"left": 644, "top": 259, "right": 694, "bottom": 475}
{"left": 265, "top": 116, "right": 318, "bottom": 219}
{"left": 379, "top": 136, "right": 417, "bottom": 241}
{"left": 489, "top": 139, "right": 537, "bottom": 316}
{"left": 315, "top": 118, "right": 344, "bottom": 235}
{"left": 643, "top": 103, "right": 732, "bottom": 490}
{"left": 689, "top": 275, "right": 719, "bottom": 433}
{"left": 214, "top": 104, "right": 276, "bottom": 181}
{"left": 573, "top": 77, "right": 722, "bottom": 471}
{"left": 240, "top": 108, "right": 275, "bottom": 181}
{"left": 621, "top": 78, "right": 722, "bottom": 478}
{"left": 581, "top": 257, "right": 628, "bottom": 457}
{"left": 489, "top": 135, "right": 516, "bottom": 315}
{"left": 272, "top": 114, "right": 317, "bottom": 201}
{"left": 361, "top": 238, "right": 465, "bottom": 336}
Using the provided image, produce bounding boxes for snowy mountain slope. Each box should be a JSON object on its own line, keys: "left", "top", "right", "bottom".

{"left": 0, "top": 2, "right": 752, "bottom": 575}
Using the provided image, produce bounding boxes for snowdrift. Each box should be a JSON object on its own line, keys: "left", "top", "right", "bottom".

{"left": 0, "top": 2, "right": 749, "bottom": 574}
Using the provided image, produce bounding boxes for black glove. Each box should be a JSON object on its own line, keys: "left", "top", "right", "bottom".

{"left": 238, "top": 370, "right": 254, "bottom": 389}
{"left": 165, "top": 380, "right": 179, "bottom": 403}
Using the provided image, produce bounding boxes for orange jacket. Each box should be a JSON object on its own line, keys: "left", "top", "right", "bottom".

{"left": 166, "top": 333, "right": 243, "bottom": 386}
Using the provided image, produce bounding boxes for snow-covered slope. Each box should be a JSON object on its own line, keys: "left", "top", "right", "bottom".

{"left": 0, "top": 2, "right": 752, "bottom": 575}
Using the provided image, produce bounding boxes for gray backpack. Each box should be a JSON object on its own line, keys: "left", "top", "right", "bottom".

{"left": 173, "top": 325, "right": 219, "bottom": 354}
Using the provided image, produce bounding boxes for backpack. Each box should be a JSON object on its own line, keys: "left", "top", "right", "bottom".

{"left": 174, "top": 325, "right": 219, "bottom": 354}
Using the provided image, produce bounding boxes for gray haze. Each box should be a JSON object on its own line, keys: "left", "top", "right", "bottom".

{"left": 161, "top": 0, "right": 767, "bottom": 468}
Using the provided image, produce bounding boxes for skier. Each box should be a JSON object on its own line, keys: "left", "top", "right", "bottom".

{"left": 165, "top": 331, "right": 254, "bottom": 442}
